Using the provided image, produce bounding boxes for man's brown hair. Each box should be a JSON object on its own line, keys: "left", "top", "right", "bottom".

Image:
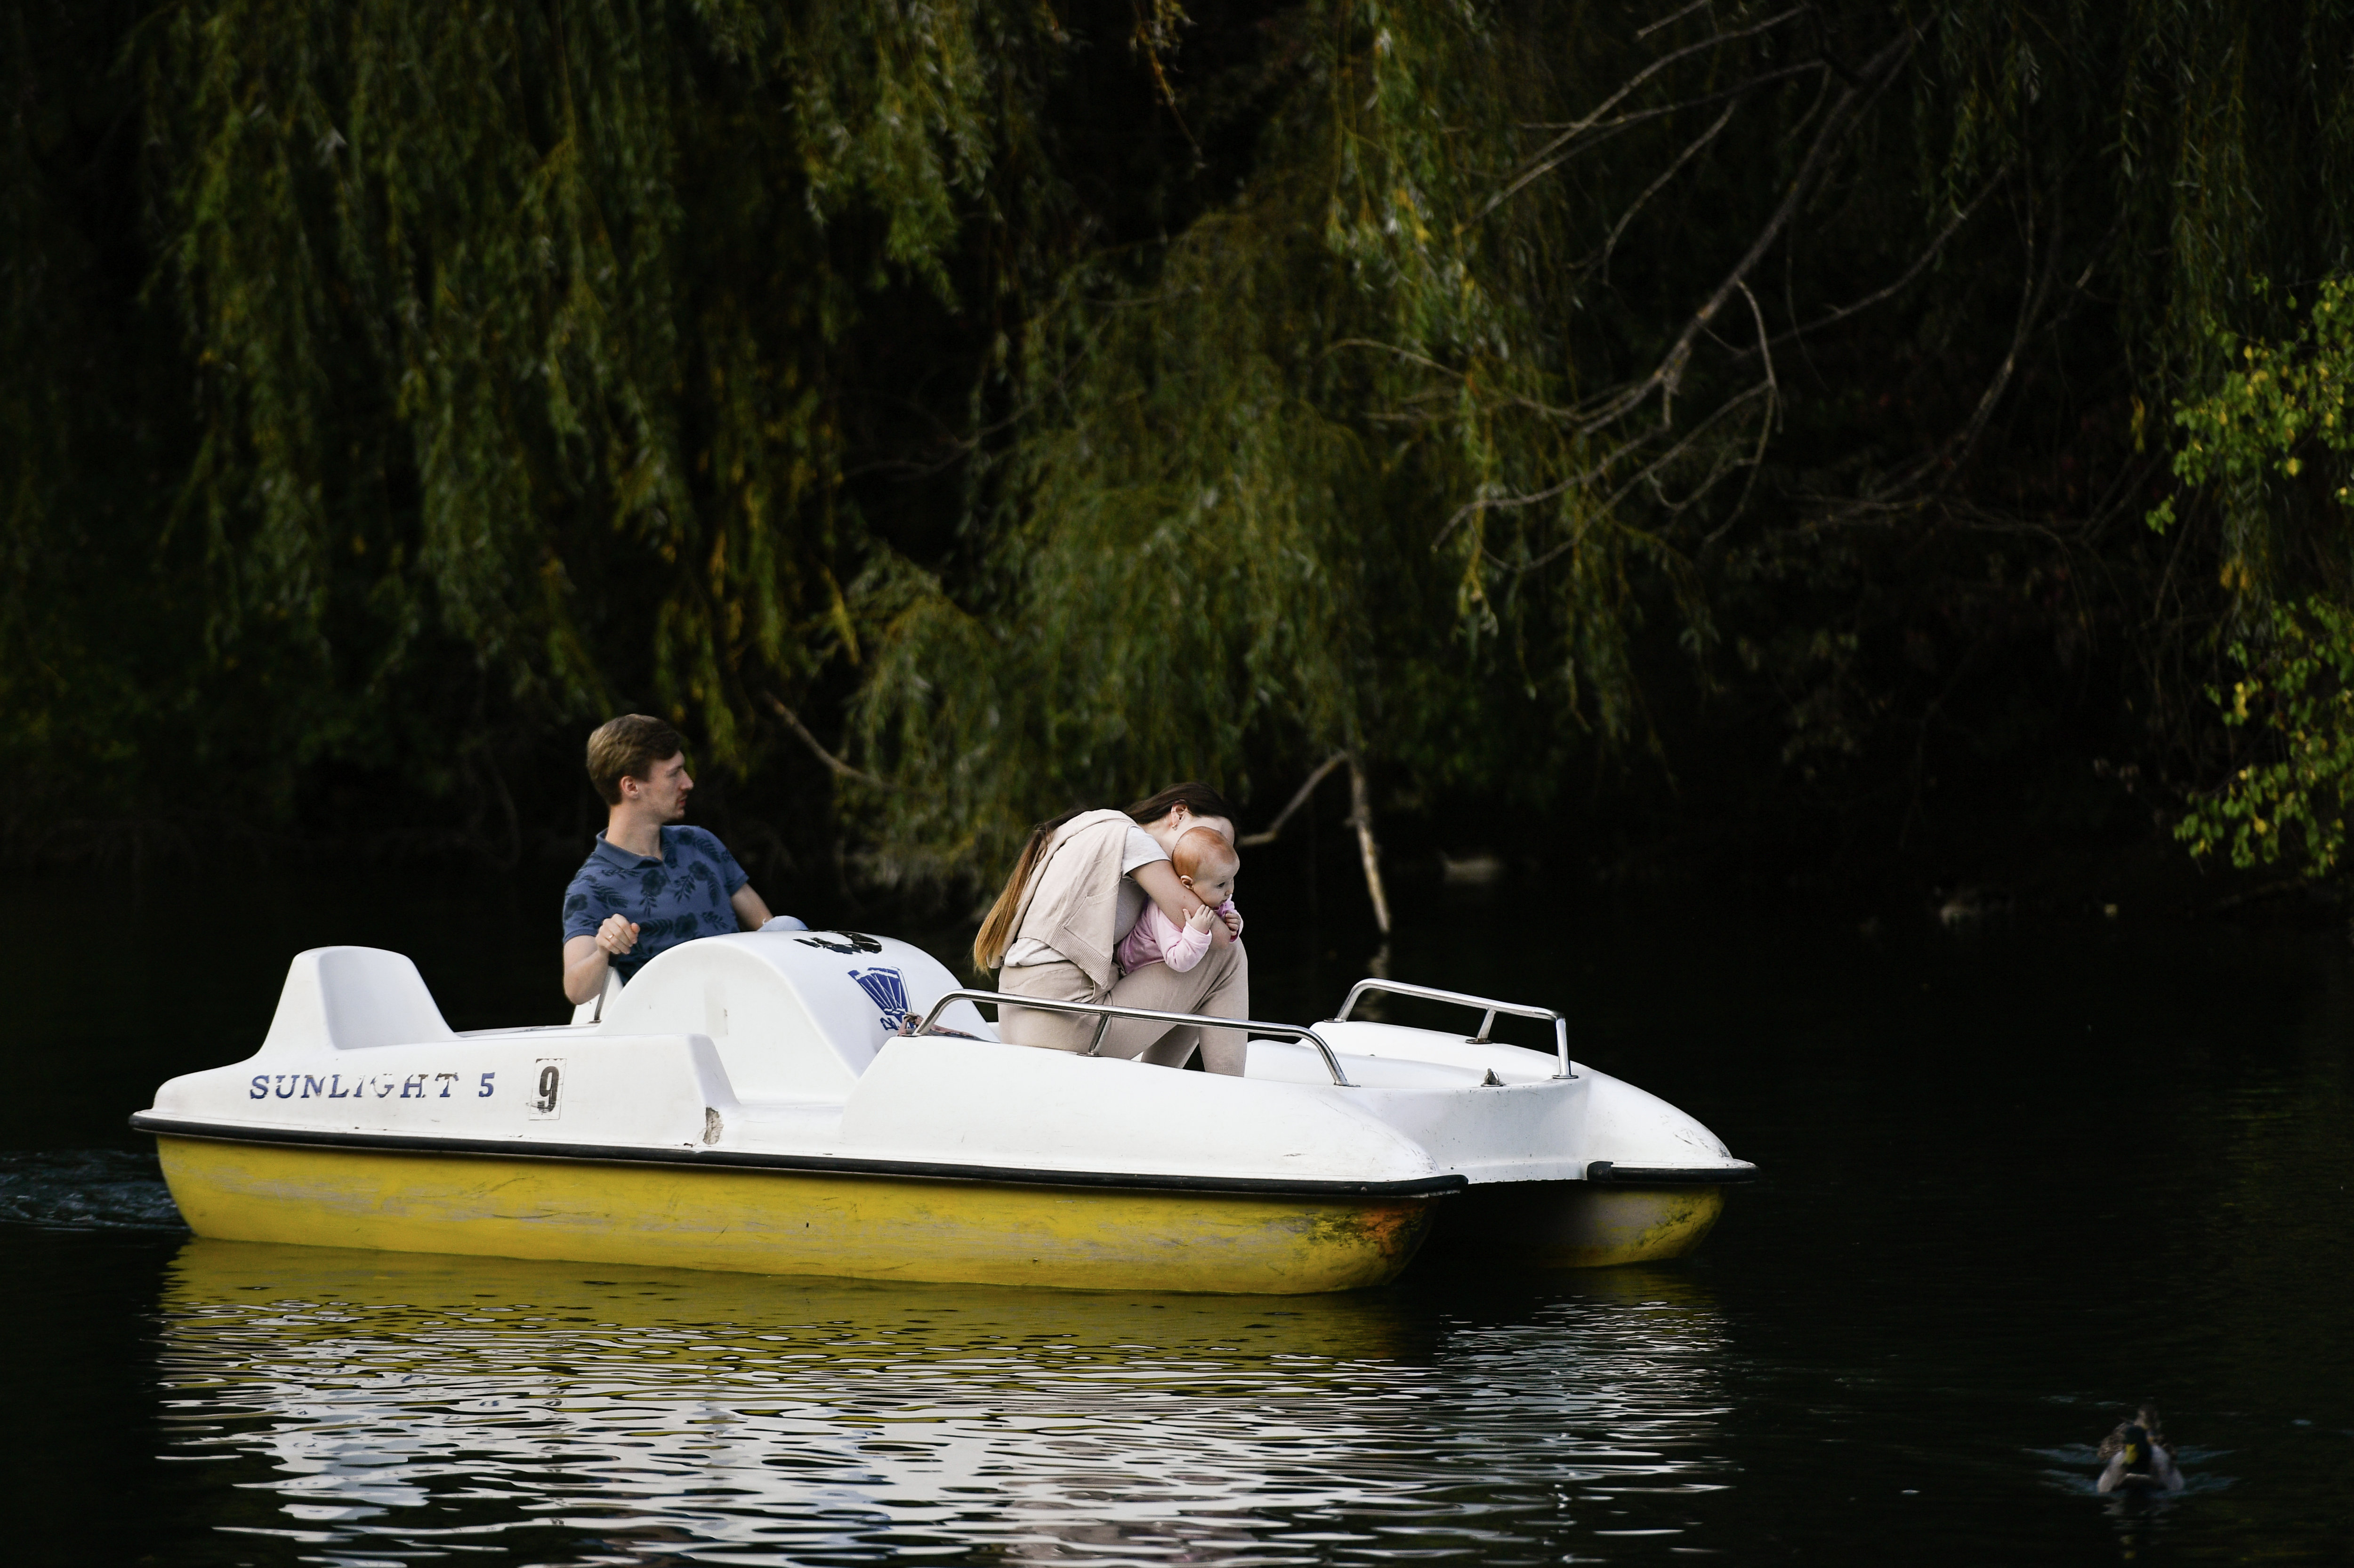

{"left": 586, "top": 714, "right": 685, "bottom": 806}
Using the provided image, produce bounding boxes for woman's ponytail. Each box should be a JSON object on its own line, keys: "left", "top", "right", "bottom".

{"left": 972, "top": 810, "right": 1081, "bottom": 971}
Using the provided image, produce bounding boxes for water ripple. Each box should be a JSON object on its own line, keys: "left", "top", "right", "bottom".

{"left": 158, "top": 1241, "right": 1734, "bottom": 1565}
{"left": 0, "top": 1148, "right": 186, "bottom": 1231}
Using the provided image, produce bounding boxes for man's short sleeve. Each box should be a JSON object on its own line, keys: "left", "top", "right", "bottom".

{"left": 561, "top": 871, "right": 608, "bottom": 941}
{"left": 696, "top": 828, "right": 750, "bottom": 894}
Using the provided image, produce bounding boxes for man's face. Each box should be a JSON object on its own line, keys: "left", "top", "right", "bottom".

{"left": 623, "top": 752, "right": 693, "bottom": 820}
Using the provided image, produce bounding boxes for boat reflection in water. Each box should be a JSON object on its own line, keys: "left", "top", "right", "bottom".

{"left": 159, "top": 1238, "right": 1737, "bottom": 1562}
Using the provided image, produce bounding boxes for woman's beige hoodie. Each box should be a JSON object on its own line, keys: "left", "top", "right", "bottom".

{"left": 1003, "top": 808, "right": 1133, "bottom": 992}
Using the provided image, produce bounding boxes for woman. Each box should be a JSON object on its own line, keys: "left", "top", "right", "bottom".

{"left": 974, "top": 783, "right": 1250, "bottom": 1073}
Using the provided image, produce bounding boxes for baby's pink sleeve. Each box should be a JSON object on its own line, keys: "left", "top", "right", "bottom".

{"left": 1161, "top": 911, "right": 1213, "bottom": 973}
{"left": 1117, "top": 909, "right": 1161, "bottom": 973}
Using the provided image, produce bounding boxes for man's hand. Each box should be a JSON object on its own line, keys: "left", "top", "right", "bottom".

{"left": 730, "top": 884, "right": 773, "bottom": 932}
{"left": 563, "top": 919, "right": 639, "bottom": 1006}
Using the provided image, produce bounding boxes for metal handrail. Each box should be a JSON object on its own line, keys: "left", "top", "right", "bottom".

{"left": 1333, "top": 978, "right": 1573, "bottom": 1080}
{"left": 909, "top": 989, "right": 1354, "bottom": 1088}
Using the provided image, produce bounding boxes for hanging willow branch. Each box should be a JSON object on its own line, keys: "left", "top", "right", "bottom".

{"left": 146, "top": 0, "right": 1005, "bottom": 774}
{"left": 838, "top": 0, "right": 2354, "bottom": 898}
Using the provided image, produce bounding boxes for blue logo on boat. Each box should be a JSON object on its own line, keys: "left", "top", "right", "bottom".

{"left": 846, "top": 966, "right": 910, "bottom": 1030}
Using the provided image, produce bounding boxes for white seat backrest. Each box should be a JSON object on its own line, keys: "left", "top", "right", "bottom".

{"left": 596, "top": 932, "right": 986, "bottom": 1101}
{"left": 571, "top": 966, "right": 623, "bottom": 1026}
{"left": 258, "top": 947, "right": 460, "bottom": 1056}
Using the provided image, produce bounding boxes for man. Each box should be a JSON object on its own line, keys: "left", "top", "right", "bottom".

{"left": 560, "top": 714, "right": 783, "bottom": 1005}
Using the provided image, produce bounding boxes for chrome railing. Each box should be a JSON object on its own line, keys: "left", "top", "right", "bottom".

{"left": 1333, "top": 979, "right": 1573, "bottom": 1080}
{"left": 909, "top": 989, "right": 1354, "bottom": 1087}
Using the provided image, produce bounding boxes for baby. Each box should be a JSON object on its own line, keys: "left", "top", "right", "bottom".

{"left": 1118, "top": 826, "right": 1241, "bottom": 975}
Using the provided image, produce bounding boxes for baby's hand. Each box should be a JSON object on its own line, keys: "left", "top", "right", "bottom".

{"left": 1184, "top": 903, "right": 1217, "bottom": 933}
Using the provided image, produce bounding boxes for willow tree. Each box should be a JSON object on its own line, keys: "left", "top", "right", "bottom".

{"left": 12, "top": 0, "right": 2354, "bottom": 883}
{"left": 846, "top": 0, "right": 2354, "bottom": 890}
{"left": 127, "top": 0, "right": 1024, "bottom": 839}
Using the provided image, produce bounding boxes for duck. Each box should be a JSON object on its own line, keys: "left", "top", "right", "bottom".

{"left": 2096, "top": 1403, "right": 2185, "bottom": 1494}
{"left": 1439, "top": 850, "right": 1505, "bottom": 884}
{"left": 1934, "top": 883, "right": 2013, "bottom": 928}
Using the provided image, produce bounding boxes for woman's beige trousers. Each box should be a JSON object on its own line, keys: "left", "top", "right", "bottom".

{"left": 996, "top": 938, "right": 1250, "bottom": 1074}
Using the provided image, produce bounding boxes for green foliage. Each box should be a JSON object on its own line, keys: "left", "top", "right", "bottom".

{"left": 1316, "top": 0, "right": 1702, "bottom": 733}
{"left": 850, "top": 203, "right": 1399, "bottom": 883}
{"left": 140, "top": 0, "right": 1001, "bottom": 790}
{"left": 1, "top": 3, "right": 194, "bottom": 830}
{"left": 2165, "top": 278, "right": 2354, "bottom": 875}
{"left": 2177, "top": 597, "right": 2354, "bottom": 874}
{"left": 849, "top": 0, "right": 1801, "bottom": 882}
{"left": 16, "top": 0, "right": 2354, "bottom": 885}
{"left": 2157, "top": 276, "right": 2354, "bottom": 587}
{"left": 837, "top": 1, "right": 2354, "bottom": 891}
{"left": 2172, "top": 281, "right": 2354, "bottom": 491}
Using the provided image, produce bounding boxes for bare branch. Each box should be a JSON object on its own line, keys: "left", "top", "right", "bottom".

{"left": 1238, "top": 752, "right": 1348, "bottom": 845}
{"left": 1475, "top": 7, "right": 1812, "bottom": 223}
{"left": 1737, "top": 280, "right": 1779, "bottom": 459}
{"left": 1942, "top": 230, "right": 2049, "bottom": 471}
{"left": 1573, "top": 25, "right": 1917, "bottom": 433}
{"left": 1326, "top": 338, "right": 1466, "bottom": 380}
{"left": 1443, "top": 371, "right": 1777, "bottom": 554}
{"left": 1593, "top": 90, "right": 1749, "bottom": 279}
{"left": 1509, "top": 382, "right": 1774, "bottom": 575}
{"left": 1855, "top": 188, "right": 2061, "bottom": 505}
{"left": 1603, "top": 381, "right": 1773, "bottom": 521}
{"left": 1513, "top": 60, "right": 1820, "bottom": 140}
{"left": 764, "top": 693, "right": 892, "bottom": 789}
{"left": 1636, "top": 0, "right": 1716, "bottom": 41}
{"left": 1730, "top": 166, "right": 2010, "bottom": 358}
{"left": 1695, "top": 279, "right": 1782, "bottom": 545}
{"left": 1431, "top": 446, "right": 1632, "bottom": 547}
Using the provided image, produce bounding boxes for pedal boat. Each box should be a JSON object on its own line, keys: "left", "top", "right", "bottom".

{"left": 131, "top": 932, "right": 1755, "bottom": 1295}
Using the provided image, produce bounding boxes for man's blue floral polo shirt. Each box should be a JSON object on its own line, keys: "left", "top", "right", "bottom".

{"left": 561, "top": 826, "right": 749, "bottom": 982}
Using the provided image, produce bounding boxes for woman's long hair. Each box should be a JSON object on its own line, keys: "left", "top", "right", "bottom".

{"left": 1122, "top": 781, "right": 1237, "bottom": 828}
{"left": 972, "top": 807, "right": 1083, "bottom": 971}
{"left": 971, "top": 782, "right": 1239, "bottom": 971}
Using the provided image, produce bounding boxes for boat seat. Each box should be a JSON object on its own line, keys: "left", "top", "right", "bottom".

{"left": 258, "top": 946, "right": 460, "bottom": 1056}
{"left": 571, "top": 966, "right": 623, "bottom": 1026}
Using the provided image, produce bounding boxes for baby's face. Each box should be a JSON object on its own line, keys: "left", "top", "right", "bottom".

{"left": 1184, "top": 860, "right": 1237, "bottom": 906}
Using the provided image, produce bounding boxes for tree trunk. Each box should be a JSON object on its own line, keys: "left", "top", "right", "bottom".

{"left": 1346, "top": 755, "right": 1392, "bottom": 936}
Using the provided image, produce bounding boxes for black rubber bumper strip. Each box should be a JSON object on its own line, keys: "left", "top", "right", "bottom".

{"left": 129, "top": 1113, "right": 1468, "bottom": 1199}
{"left": 1585, "top": 1159, "right": 1758, "bottom": 1184}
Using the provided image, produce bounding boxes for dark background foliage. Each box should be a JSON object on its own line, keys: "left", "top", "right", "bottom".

{"left": 6, "top": 0, "right": 2350, "bottom": 917}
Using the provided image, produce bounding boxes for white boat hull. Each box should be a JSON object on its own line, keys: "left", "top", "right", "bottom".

{"left": 135, "top": 934, "right": 1753, "bottom": 1292}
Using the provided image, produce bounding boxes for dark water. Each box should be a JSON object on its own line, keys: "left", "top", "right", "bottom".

{"left": 5, "top": 870, "right": 2351, "bottom": 1565}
